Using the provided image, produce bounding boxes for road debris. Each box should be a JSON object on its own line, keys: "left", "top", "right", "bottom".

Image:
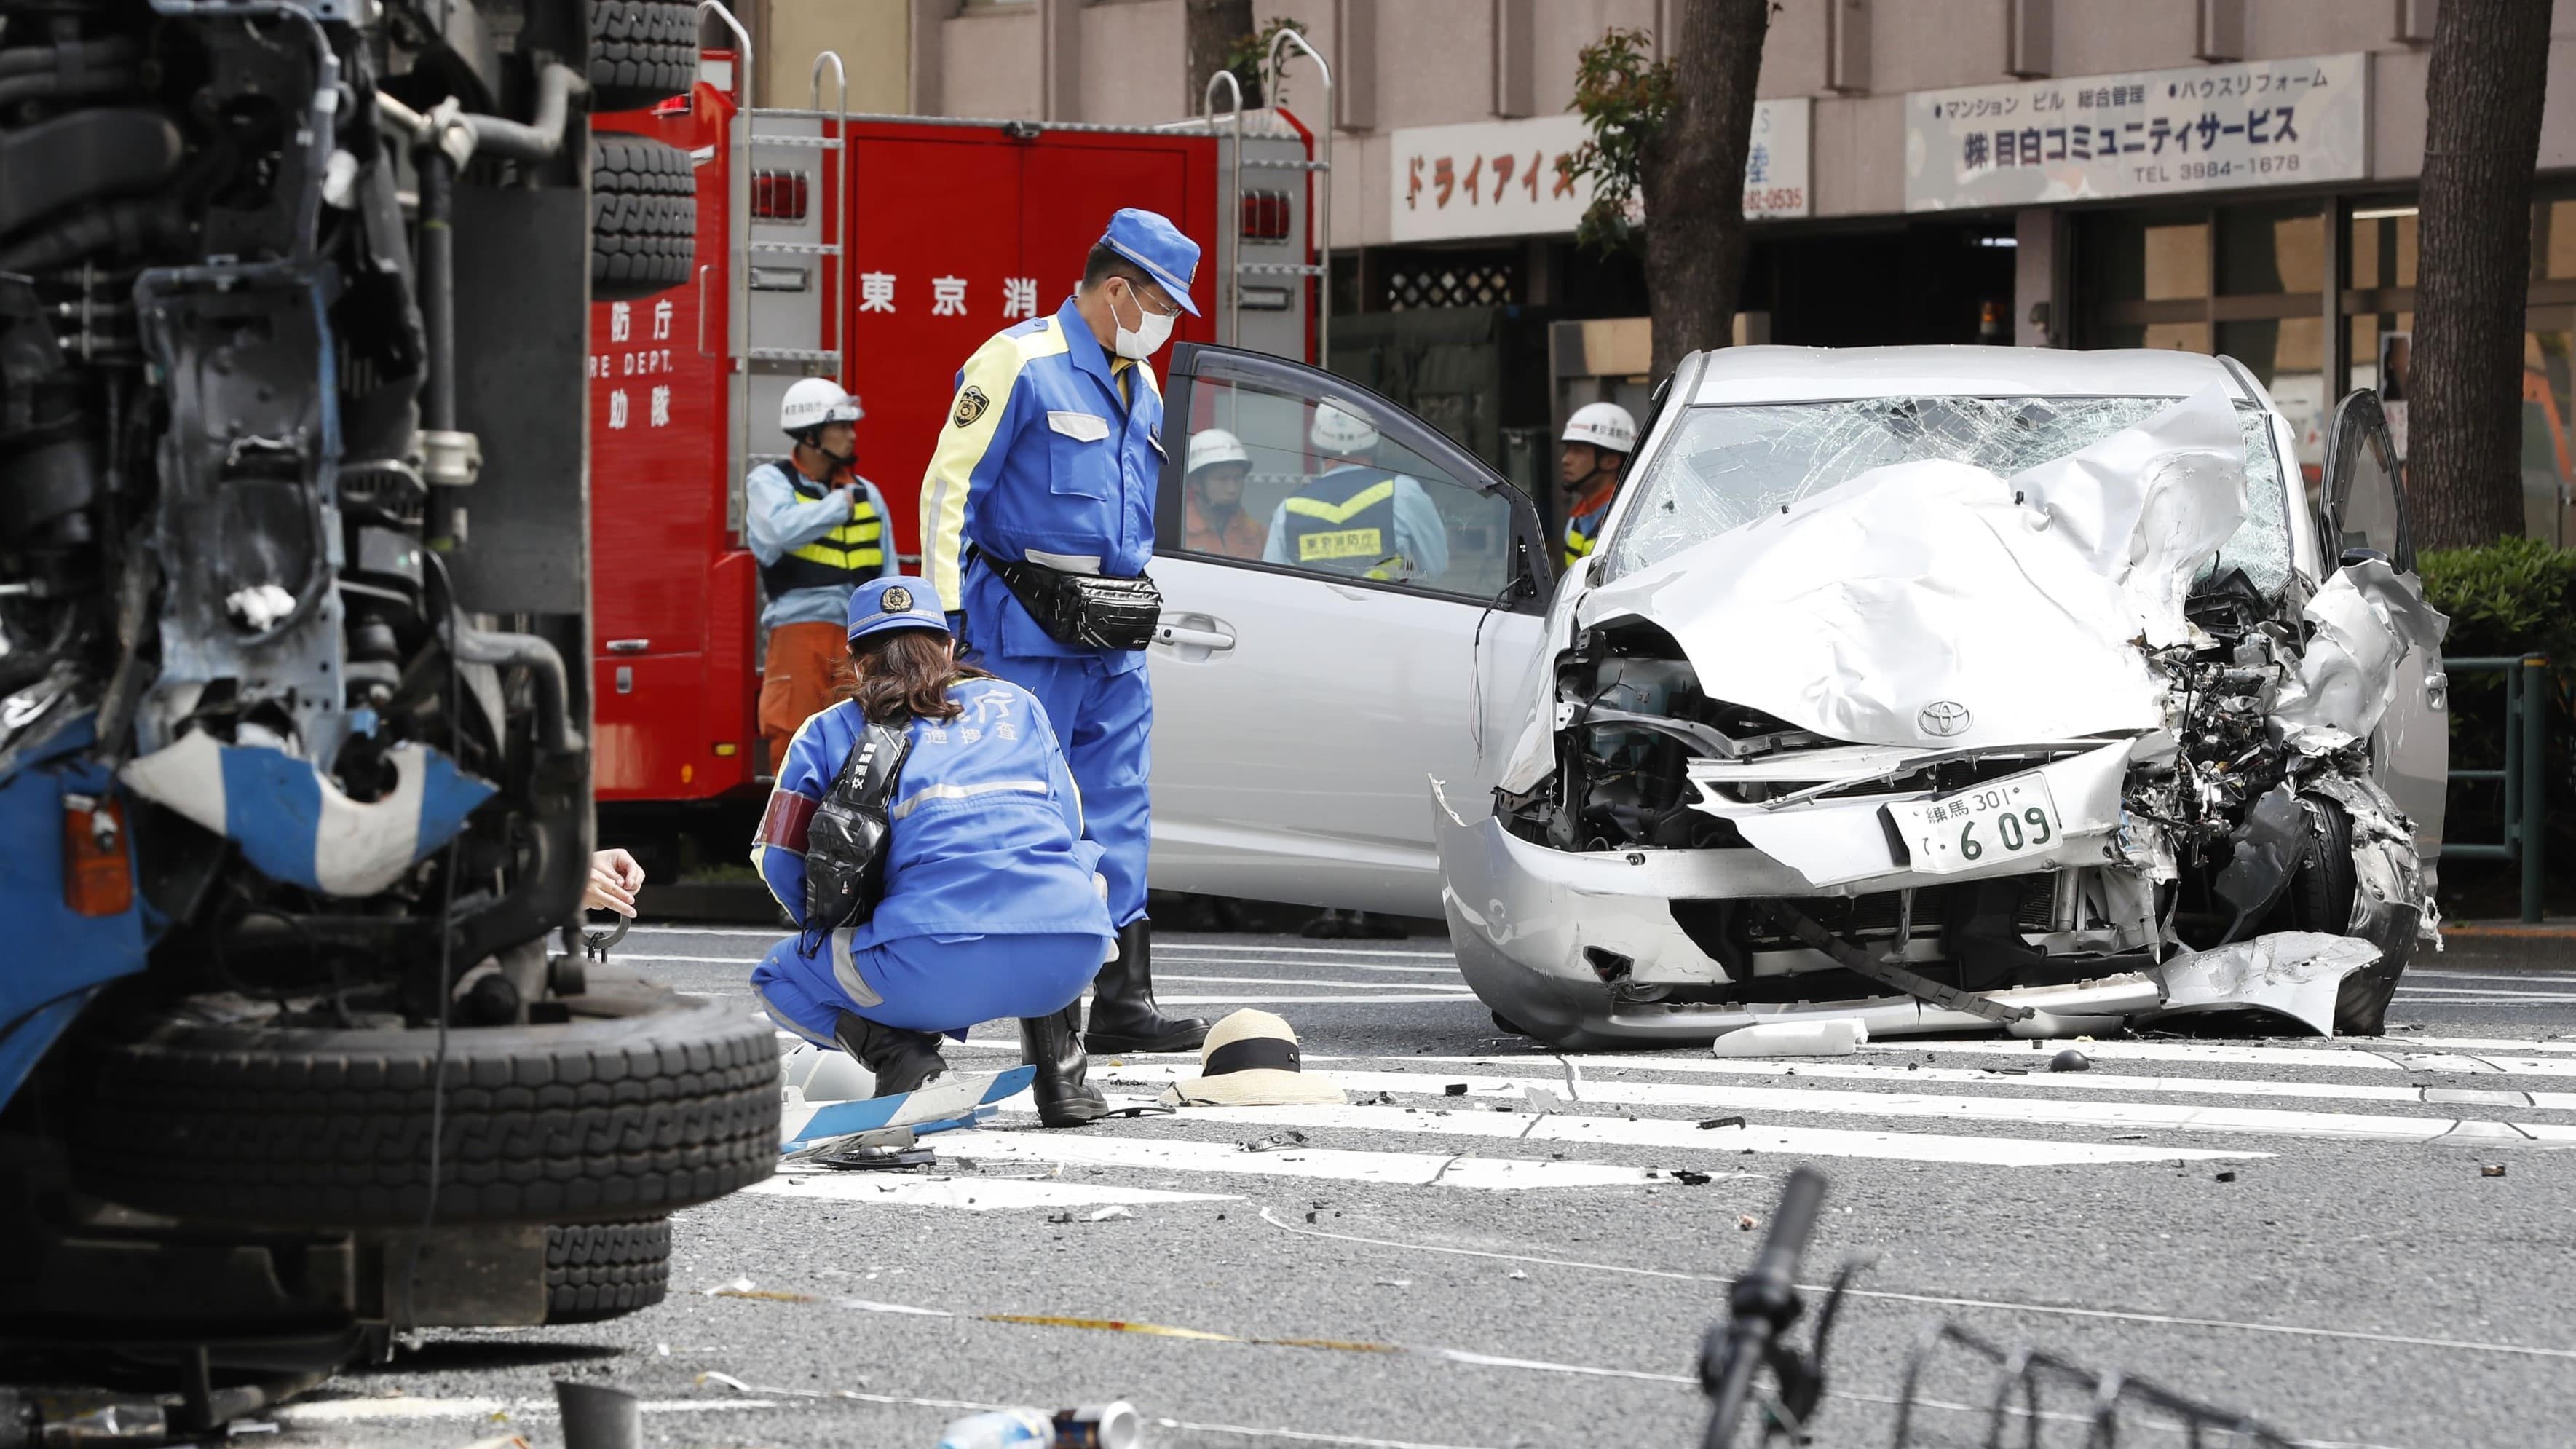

{"left": 1698, "top": 1116, "right": 1749, "bottom": 1131}
{"left": 1672, "top": 1169, "right": 1714, "bottom": 1186}
{"left": 2213, "top": 1171, "right": 2237, "bottom": 1183}
{"left": 1088, "top": 1205, "right": 1135, "bottom": 1221}
{"left": 2483, "top": 1164, "right": 2508, "bottom": 1178}
{"left": 1738, "top": 1215, "right": 1759, "bottom": 1231}
{"left": 1710, "top": 1020, "right": 1868, "bottom": 1057}
{"left": 2052, "top": 1049, "right": 2092, "bottom": 1073}
{"left": 553, "top": 1382, "right": 641, "bottom": 1449}
{"left": 1239, "top": 1132, "right": 1308, "bottom": 1153}
{"left": 1444, "top": 1083, "right": 1469, "bottom": 1096}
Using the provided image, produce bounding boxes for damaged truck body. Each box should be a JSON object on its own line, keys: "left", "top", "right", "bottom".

{"left": 0, "top": 0, "right": 770, "bottom": 1413}
{"left": 1141, "top": 344, "right": 2445, "bottom": 1051}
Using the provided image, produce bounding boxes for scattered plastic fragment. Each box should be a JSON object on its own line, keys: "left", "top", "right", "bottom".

{"left": 1737, "top": 1215, "right": 1758, "bottom": 1231}
{"left": 1372, "top": 1279, "right": 1411, "bottom": 1288}
{"left": 1672, "top": 1169, "right": 1713, "bottom": 1186}
{"left": 1522, "top": 1085, "right": 1565, "bottom": 1112}
{"left": 2213, "top": 1171, "right": 2237, "bottom": 1183}
{"left": 1240, "top": 1132, "right": 1308, "bottom": 1153}
{"left": 1710, "top": 1020, "right": 1866, "bottom": 1057}
{"left": 1444, "top": 1083, "right": 1469, "bottom": 1096}
{"left": 1088, "top": 1205, "right": 1134, "bottom": 1222}
{"left": 1506, "top": 1270, "right": 1529, "bottom": 1281}
{"left": 2052, "top": 1049, "right": 2092, "bottom": 1073}
{"left": 1698, "top": 1116, "right": 1748, "bottom": 1131}
{"left": 2482, "top": 1164, "right": 2508, "bottom": 1178}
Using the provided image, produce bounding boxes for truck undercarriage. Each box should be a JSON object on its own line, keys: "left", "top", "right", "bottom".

{"left": 0, "top": 0, "right": 770, "bottom": 1432}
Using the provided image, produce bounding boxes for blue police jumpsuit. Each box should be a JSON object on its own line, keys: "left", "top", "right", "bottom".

{"left": 920, "top": 296, "right": 1161, "bottom": 931}
{"left": 746, "top": 678, "right": 1114, "bottom": 1038}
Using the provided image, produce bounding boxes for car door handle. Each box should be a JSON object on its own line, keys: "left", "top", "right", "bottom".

{"left": 1154, "top": 623, "right": 1236, "bottom": 652}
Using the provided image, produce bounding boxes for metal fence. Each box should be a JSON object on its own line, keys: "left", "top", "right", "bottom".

{"left": 2442, "top": 653, "right": 2551, "bottom": 924}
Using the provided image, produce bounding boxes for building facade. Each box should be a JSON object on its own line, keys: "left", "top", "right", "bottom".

{"left": 730, "top": 0, "right": 2576, "bottom": 540}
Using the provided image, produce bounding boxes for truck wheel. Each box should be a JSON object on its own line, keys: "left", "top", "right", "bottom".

{"left": 591, "top": 135, "right": 694, "bottom": 301}
{"left": 69, "top": 990, "right": 777, "bottom": 1227}
{"left": 546, "top": 1218, "right": 671, "bottom": 1323}
{"left": 588, "top": 0, "right": 696, "bottom": 111}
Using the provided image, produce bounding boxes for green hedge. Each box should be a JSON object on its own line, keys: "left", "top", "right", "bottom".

{"left": 2419, "top": 537, "right": 2576, "bottom": 667}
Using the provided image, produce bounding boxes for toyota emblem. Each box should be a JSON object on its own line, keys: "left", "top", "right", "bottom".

{"left": 1919, "top": 700, "right": 1972, "bottom": 738}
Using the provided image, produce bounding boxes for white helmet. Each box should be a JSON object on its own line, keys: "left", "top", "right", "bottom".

{"left": 1188, "top": 427, "right": 1249, "bottom": 475}
{"left": 780, "top": 377, "right": 863, "bottom": 437}
{"left": 1562, "top": 401, "right": 1638, "bottom": 454}
{"left": 1308, "top": 400, "right": 1380, "bottom": 457}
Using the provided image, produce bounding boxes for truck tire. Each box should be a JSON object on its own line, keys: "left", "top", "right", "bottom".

{"left": 68, "top": 990, "right": 777, "bottom": 1227}
{"left": 546, "top": 1218, "right": 671, "bottom": 1323}
{"left": 591, "top": 135, "right": 694, "bottom": 301}
{"left": 588, "top": 0, "right": 696, "bottom": 111}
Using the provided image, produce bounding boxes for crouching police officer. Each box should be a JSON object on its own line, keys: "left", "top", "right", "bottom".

{"left": 1263, "top": 402, "right": 1450, "bottom": 583}
{"left": 920, "top": 208, "right": 1209, "bottom": 1056}
{"left": 748, "top": 378, "right": 898, "bottom": 766}
{"left": 748, "top": 576, "right": 1113, "bottom": 1127}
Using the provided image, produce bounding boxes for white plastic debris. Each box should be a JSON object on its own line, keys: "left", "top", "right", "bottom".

{"left": 1086, "top": 1205, "right": 1133, "bottom": 1222}
{"left": 1710, "top": 1019, "right": 1869, "bottom": 1058}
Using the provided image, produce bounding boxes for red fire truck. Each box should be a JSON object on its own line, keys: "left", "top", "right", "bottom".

{"left": 583, "top": 46, "right": 1321, "bottom": 840}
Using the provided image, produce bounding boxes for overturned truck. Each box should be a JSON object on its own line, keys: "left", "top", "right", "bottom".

{"left": 1441, "top": 348, "right": 2446, "bottom": 1049}
{"left": 0, "top": 0, "right": 770, "bottom": 1420}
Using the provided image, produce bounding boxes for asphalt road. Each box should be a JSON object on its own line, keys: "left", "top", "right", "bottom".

{"left": 272, "top": 926, "right": 2576, "bottom": 1449}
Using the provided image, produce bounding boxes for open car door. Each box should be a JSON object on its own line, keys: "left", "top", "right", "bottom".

{"left": 2315, "top": 387, "right": 2447, "bottom": 855}
{"left": 1147, "top": 344, "right": 1552, "bottom": 916}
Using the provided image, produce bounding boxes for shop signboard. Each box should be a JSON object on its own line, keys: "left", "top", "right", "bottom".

{"left": 1905, "top": 53, "right": 2367, "bottom": 211}
{"left": 1388, "top": 99, "right": 1809, "bottom": 245}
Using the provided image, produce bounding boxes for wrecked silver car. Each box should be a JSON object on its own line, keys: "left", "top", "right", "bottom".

{"left": 1435, "top": 347, "right": 2445, "bottom": 1047}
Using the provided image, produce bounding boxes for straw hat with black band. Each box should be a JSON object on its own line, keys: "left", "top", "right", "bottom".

{"left": 1160, "top": 1010, "right": 1346, "bottom": 1108}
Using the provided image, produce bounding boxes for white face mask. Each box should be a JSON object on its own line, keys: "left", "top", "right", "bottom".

{"left": 1111, "top": 282, "right": 1177, "bottom": 360}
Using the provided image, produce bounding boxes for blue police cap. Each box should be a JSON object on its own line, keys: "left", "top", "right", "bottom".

{"left": 1099, "top": 208, "right": 1202, "bottom": 317}
{"left": 846, "top": 575, "right": 949, "bottom": 644}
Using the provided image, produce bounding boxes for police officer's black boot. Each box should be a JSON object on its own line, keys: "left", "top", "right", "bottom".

{"left": 1083, "top": 919, "right": 1210, "bottom": 1054}
{"left": 833, "top": 1010, "right": 948, "bottom": 1098}
{"left": 1018, "top": 1003, "right": 1108, "bottom": 1127}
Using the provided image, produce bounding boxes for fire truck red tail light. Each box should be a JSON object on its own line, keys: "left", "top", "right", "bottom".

{"left": 751, "top": 170, "right": 810, "bottom": 222}
{"left": 1239, "top": 189, "right": 1292, "bottom": 242}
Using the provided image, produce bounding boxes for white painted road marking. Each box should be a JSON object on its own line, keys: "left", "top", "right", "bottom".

{"left": 995, "top": 1099, "right": 2256, "bottom": 1167}
{"left": 744, "top": 1174, "right": 1234, "bottom": 1212}
{"left": 930, "top": 1127, "right": 1715, "bottom": 1190}
{"left": 1862, "top": 1039, "right": 2576, "bottom": 1079}
{"left": 1394, "top": 1054, "right": 2576, "bottom": 1111}
{"left": 1092, "top": 1065, "right": 2576, "bottom": 1148}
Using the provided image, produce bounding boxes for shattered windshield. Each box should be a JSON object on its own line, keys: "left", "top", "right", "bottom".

{"left": 1600, "top": 395, "right": 2292, "bottom": 591}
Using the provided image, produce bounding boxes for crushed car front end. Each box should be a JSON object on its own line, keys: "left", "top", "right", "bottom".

{"left": 1437, "top": 348, "right": 2443, "bottom": 1049}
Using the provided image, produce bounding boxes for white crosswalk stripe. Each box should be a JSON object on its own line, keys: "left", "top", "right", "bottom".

{"left": 731, "top": 1024, "right": 2576, "bottom": 1214}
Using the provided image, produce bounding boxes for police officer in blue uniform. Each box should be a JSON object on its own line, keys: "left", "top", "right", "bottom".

{"left": 918, "top": 209, "right": 1209, "bottom": 1056}
{"left": 749, "top": 576, "right": 1114, "bottom": 1126}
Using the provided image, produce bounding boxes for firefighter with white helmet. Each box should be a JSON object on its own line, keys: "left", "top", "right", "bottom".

{"left": 1182, "top": 427, "right": 1262, "bottom": 557}
{"left": 748, "top": 378, "right": 898, "bottom": 767}
{"left": 1261, "top": 401, "right": 1450, "bottom": 582}
{"left": 1559, "top": 400, "right": 1639, "bottom": 570}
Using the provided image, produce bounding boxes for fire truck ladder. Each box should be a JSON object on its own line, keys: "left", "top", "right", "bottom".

{"left": 698, "top": 3, "right": 846, "bottom": 516}
{"left": 1204, "top": 29, "right": 1333, "bottom": 358}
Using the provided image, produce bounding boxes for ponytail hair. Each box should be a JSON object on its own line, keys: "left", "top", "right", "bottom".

{"left": 842, "top": 628, "right": 989, "bottom": 724}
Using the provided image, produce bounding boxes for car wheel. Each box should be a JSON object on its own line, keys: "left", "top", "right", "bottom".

{"left": 590, "top": 135, "right": 695, "bottom": 301}
{"left": 588, "top": 0, "right": 696, "bottom": 111}
{"left": 68, "top": 989, "right": 777, "bottom": 1227}
{"left": 2280, "top": 797, "right": 2406, "bottom": 1035}
{"left": 546, "top": 1217, "right": 671, "bottom": 1323}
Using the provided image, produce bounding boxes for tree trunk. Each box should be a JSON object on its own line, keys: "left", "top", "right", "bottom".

{"left": 2410, "top": 0, "right": 2552, "bottom": 550}
{"left": 1640, "top": 0, "right": 1769, "bottom": 378}
{"left": 1185, "top": 0, "right": 1256, "bottom": 110}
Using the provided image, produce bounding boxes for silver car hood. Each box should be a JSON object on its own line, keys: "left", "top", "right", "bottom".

{"left": 1571, "top": 387, "right": 2251, "bottom": 750}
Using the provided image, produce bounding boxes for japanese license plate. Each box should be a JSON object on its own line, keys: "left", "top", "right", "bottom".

{"left": 1886, "top": 772, "right": 2063, "bottom": 875}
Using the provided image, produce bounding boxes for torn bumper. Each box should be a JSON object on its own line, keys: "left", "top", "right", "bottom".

{"left": 1434, "top": 782, "right": 2161, "bottom": 1048}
